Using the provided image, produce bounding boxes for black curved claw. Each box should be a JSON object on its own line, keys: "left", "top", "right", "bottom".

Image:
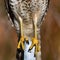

{"left": 24, "top": 38, "right": 29, "bottom": 44}
{"left": 28, "top": 48, "right": 31, "bottom": 52}
{"left": 34, "top": 54, "right": 36, "bottom": 57}
{"left": 26, "top": 40, "right": 29, "bottom": 44}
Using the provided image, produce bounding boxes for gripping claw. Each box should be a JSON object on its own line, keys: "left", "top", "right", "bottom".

{"left": 28, "top": 38, "right": 40, "bottom": 56}
{"left": 17, "top": 36, "right": 29, "bottom": 50}
{"left": 17, "top": 36, "right": 25, "bottom": 50}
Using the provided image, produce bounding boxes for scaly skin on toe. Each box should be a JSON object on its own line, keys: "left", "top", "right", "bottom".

{"left": 17, "top": 36, "right": 25, "bottom": 50}
{"left": 17, "top": 36, "right": 29, "bottom": 50}
{"left": 28, "top": 38, "right": 40, "bottom": 56}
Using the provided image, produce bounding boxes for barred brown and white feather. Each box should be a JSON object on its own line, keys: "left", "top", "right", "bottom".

{"left": 6, "top": 0, "right": 49, "bottom": 39}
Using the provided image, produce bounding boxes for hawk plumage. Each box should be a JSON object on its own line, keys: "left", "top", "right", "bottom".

{"left": 5, "top": 0, "right": 49, "bottom": 60}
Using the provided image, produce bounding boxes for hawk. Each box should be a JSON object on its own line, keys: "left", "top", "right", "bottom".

{"left": 5, "top": 0, "right": 49, "bottom": 60}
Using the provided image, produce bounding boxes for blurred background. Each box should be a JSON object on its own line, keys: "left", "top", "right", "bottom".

{"left": 41, "top": 0, "right": 60, "bottom": 60}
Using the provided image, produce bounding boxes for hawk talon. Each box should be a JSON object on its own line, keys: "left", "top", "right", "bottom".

{"left": 34, "top": 54, "right": 36, "bottom": 57}
{"left": 28, "top": 37, "right": 40, "bottom": 57}
{"left": 26, "top": 41, "right": 29, "bottom": 44}
{"left": 28, "top": 49, "right": 31, "bottom": 53}
{"left": 17, "top": 36, "right": 29, "bottom": 50}
{"left": 28, "top": 48, "right": 31, "bottom": 52}
{"left": 24, "top": 38, "right": 29, "bottom": 44}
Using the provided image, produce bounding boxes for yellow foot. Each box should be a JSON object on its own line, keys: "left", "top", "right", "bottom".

{"left": 17, "top": 36, "right": 29, "bottom": 50}
{"left": 28, "top": 38, "right": 40, "bottom": 56}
